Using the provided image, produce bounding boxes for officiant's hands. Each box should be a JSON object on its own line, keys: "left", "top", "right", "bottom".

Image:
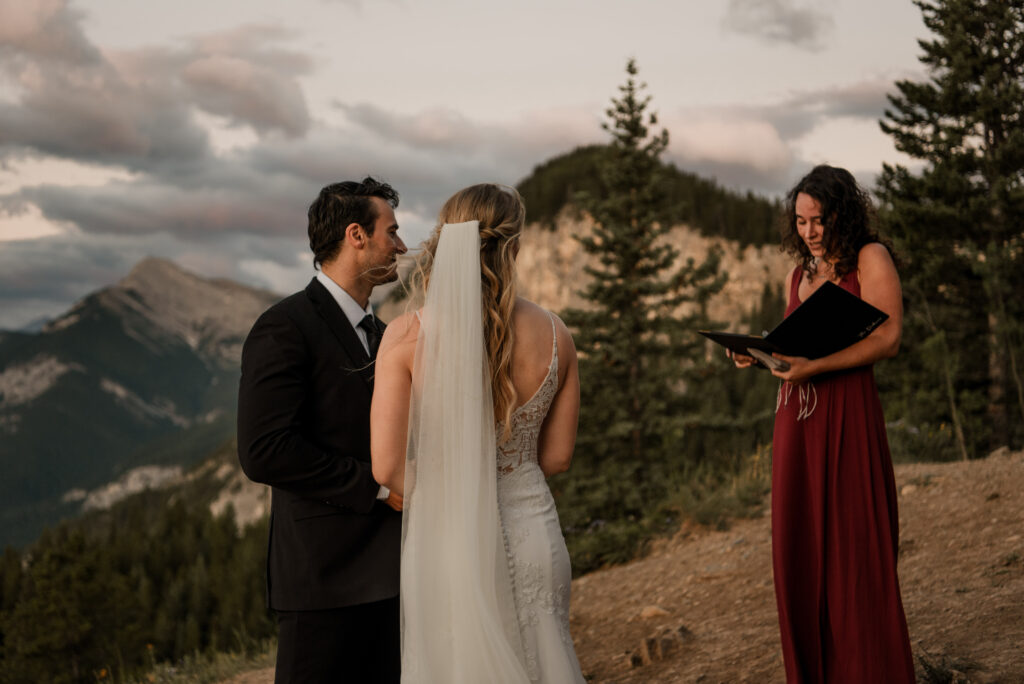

{"left": 770, "top": 353, "right": 818, "bottom": 384}
{"left": 726, "top": 348, "right": 755, "bottom": 368}
{"left": 384, "top": 490, "right": 403, "bottom": 512}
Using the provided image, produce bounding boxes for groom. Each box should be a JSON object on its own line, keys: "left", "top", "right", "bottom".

{"left": 238, "top": 177, "right": 407, "bottom": 683}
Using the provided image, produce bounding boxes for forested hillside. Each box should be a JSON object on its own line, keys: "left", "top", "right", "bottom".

{"left": 0, "top": 443, "right": 274, "bottom": 683}
{"left": 516, "top": 144, "right": 781, "bottom": 246}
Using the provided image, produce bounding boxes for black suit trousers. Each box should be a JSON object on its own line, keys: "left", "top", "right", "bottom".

{"left": 274, "top": 596, "right": 400, "bottom": 684}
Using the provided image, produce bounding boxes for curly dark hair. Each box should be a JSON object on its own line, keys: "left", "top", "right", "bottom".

{"left": 307, "top": 176, "right": 399, "bottom": 268}
{"left": 780, "top": 165, "right": 895, "bottom": 279}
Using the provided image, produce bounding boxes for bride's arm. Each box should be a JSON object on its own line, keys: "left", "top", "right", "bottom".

{"left": 537, "top": 317, "right": 580, "bottom": 477}
{"left": 370, "top": 312, "right": 417, "bottom": 497}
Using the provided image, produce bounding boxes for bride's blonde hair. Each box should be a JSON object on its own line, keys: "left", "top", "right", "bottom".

{"left": 408, "top": 183, "right": 524, "bottom": 438}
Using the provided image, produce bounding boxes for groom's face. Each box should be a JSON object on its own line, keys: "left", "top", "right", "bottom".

{"left": 362, "top": 197, "right": 407, "bottom": 284}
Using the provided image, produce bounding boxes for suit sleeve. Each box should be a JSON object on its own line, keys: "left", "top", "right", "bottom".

{"left": 237, "top": 306, "right": 380, "bottom": 514}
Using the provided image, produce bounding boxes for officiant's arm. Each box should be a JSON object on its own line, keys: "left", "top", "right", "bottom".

{"left": 237, "top": 308, "right": 380, "bottom": 514}
{"left": 370, "top": 313, "right": 417, "bottom": 496}
{"left": 538, "top": 317, "right": 580, "bottom": 477}
{"left": 772, "top": 244, "right": 903, "bottom": 384}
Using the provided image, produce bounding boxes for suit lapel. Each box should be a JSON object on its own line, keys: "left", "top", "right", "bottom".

{"left": 305, "top": 278, "right": 376, "bottom": 392}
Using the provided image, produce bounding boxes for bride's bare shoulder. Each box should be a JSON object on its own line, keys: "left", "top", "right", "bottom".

{"left": 512, "top": 297, "right": 553, "bottom": 329}
{"left": 380, "top": 310, "right": 420, "bottom": 347}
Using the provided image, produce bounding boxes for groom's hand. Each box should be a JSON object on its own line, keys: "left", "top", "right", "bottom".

{"left": 385, "top": 490, "right": 403, "bottom": 512}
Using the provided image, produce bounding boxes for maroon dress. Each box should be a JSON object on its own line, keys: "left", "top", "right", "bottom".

{"left": 771, "top": 267, "right": 915, "bottom": 683}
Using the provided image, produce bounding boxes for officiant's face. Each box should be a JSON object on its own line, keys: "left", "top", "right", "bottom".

{"left": 795, "top": 193, "right": 826, "bottom": 258}
{"left": 363, "top": 197, "right": 407, "bottom": 284}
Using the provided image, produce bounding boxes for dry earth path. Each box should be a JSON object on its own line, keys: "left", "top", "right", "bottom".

{"left": 229, "top": 449, "right": 1024, "bottom": 683}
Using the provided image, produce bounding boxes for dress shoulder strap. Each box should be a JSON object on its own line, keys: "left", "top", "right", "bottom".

{"left": 546, "top": 311, "right": 558, "bottom": 373}
{"left": 789, "top": 266, "right": 803, "bottom": 307}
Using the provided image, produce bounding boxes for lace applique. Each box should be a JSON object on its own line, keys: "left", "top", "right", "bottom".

{"left": 512, "top": 560, "right": 573, "bottom": 647}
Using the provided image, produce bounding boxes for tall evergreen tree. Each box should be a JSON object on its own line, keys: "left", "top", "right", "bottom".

{"left": 558, "top": 60, "right": 725, "bottom": 570}
{"left": 877, "top": 0, "right": 1024, "bottom": 457}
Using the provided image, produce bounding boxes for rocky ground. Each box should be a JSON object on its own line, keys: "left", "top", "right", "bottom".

{"left": 228, "top": 449, "right": 1024, "bottom": 683}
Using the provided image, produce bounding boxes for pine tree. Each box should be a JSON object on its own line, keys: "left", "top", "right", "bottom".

{"left": 877, "top": 0, "right": 1024, "bottom": 457}
{"left": 558, "top": 59, "right": 725, "bottom": 571}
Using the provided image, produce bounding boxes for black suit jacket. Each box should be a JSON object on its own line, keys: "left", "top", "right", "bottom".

{"left": 237, "top": 277, "right": 401, "bottom": 611}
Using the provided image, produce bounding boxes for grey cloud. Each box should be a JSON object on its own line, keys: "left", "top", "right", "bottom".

{"left": 0, "top": 4, "right": 313, "bottom": 173}
{"left": 0, "top": 0, "right": 100, "bottom": 64}
{"left": 666, "top": 150, "right": 880, "bottom": 201}
{"left": 0, "top": 80, "right": 210, "bottom": 169}
{"left": 181, "top": 25, "right": 313, "bottom": 136}
{"left": 340, "top": 104, "right": 487, "bottom": 152}
{"left": 183, "top": 55, "right": 310, "bottom": 136}
{"left": 14, "top": 172, "right": 304, "bottom": 238}
{"left": 722, "top": 0, "right": 834, "bottom": 52}
{"left": 770, "top": 80, "right": 893, "bottom": 137}
{"left": 336, "top": 102, "right": 599, "bottom": 182}
{"left": 683, "top": 78, "right": 893, "bottom": 150}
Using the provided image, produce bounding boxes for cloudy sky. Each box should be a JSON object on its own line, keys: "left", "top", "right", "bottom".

{"left": 0, "top": 0, "right": 928, "bottom": 329}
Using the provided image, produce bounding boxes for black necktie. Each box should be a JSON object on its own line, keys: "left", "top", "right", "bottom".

{"left": 359, "top": 314, "right": 382, "bottom": 358}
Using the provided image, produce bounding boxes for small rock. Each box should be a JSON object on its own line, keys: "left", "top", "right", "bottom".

{"left": 901, "top": 484, "right": 917, "bottom": 496}
{"left": 640, "top": 605, "right": 670, "bottom": 619}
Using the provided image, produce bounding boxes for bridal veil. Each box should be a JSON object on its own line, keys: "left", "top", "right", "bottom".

{"left": 400, "top": 220, "right": 530, "bottom": 682}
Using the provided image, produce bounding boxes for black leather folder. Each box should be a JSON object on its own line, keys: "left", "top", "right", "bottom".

{"left": 700, "top": 281, "right": 889, "bottom": 363}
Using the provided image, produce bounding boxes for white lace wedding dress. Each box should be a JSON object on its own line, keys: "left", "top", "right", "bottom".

{"left": 496, "top": 314, "right": 586, "bottom": 683}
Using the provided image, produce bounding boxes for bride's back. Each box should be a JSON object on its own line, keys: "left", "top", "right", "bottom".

{"left": 508, "top": 298, "right": 563, "bottom": 411}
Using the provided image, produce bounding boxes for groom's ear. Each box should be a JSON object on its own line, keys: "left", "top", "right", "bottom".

{"left": 344, "top": 222, "right": 367, "bottom": 249}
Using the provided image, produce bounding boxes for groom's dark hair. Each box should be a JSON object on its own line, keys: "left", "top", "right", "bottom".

{"left": 308, "top": 176, "right": 400, "bottom": 268}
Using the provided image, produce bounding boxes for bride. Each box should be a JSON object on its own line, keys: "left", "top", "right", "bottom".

{"left": 370, "top": 183, "right": 586, "bottom": 683}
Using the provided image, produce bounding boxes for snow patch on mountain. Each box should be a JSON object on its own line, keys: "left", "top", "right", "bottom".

{"left": 80, "top": 465, "right": 184, "bottom": 511}
{"left": 99, "top": 378, "right": 190, "bottom": 427}
{"left": 0, "top": 355, "right": 81, "bottom": 408}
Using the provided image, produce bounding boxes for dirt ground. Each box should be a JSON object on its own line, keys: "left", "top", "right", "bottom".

{"left": 229, "top": 449, "right": 1024, "bottom": 683}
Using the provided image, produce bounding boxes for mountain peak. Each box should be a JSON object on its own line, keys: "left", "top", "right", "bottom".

{"left": 103, "top": 257, "right": 281, "bottom": 364}
{"left": 124, "top": 256, "right": 191, "bottom": 281}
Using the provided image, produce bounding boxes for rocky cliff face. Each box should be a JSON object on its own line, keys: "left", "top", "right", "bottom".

{"left": 516, "top": 212, "right": 791, "bottom": 326}
{"left": 380, "top": 212, "right": 792, "bottom": 327}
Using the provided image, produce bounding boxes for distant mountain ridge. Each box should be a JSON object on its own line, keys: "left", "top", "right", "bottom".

{"left": 0, "top": 258, "right": 279, "bottom": 547}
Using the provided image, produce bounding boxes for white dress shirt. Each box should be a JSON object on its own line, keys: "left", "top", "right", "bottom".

{"left": 315, "top": 270, "right": 390, "bottom": 502}
{"left": 316, "top": 270, "right": 374, "bottom": 355}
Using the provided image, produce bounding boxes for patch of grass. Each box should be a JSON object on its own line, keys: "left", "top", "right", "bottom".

{"left": 888, "top": 421, "right": 961, "bottom": 463}
{"left": 664, "top": 445, "right": 772, "bottom": 531}
{"left": 916, "top": 649, "right": 981, "bottom": 684}
{"left": 908, "top": 474, "right": 937, "bottom": 488}
{"left": 127, "top": 640, "right": 275, "bottom": 684}
{"left": 562, "top": 446, "right": 773, "bottom": 576}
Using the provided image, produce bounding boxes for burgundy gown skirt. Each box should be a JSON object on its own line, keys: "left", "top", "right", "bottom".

{"left": 771, "top": 268, "right": 915, "bottom": 683}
